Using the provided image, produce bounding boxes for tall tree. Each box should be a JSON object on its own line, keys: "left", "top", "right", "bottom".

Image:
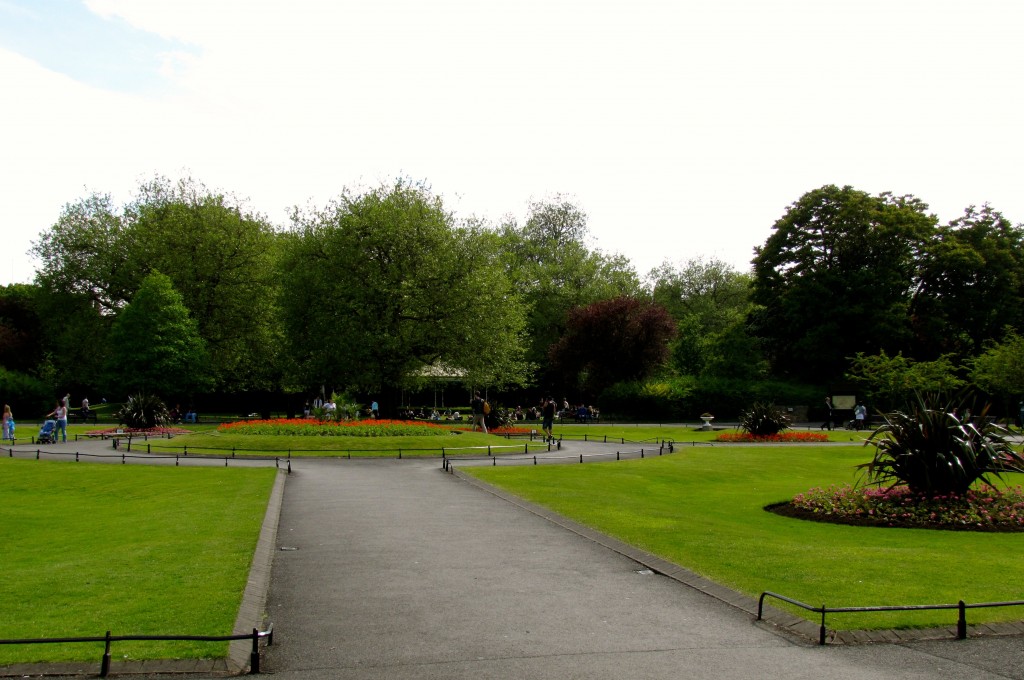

{"left": 278, "top": 180, "right": 529, "bottom": 408}
{"left": 910, "top": 204, "right": 1024, "bottom": 359}
{"left": 649, "top": 257, "right": 762, "bottom": 378}
{"left": 548, "top": 295, "right": 677, "bottom": 398}
{"left": 499, "top": 196, "right": 640, "bottom": 387}
{"left": 32, "top": 176, "right": 283, "bottom": 394}
{"left": 123, "top": 177, "right": 282, "bottom": 393}
{"left": 751, "top": 185, "right": 936, "bottom": 383}
{"left": 105, "top": 272, "right": 211, "bottom": 399}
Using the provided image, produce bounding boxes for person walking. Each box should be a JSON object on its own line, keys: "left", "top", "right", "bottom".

{"left": 542, "top": 396, "right": 556, "bottom": 443}
{"left": 471, "top": 391, "right": 488, "bottom": 434}
{"left": 821, "top": 396, "right": 833, "bottom": 431}
{"left": 854, "top": 402, "right": 867, "bottom": 431}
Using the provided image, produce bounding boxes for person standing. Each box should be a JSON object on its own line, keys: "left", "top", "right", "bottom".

{"left": 2, "top": 404, "right": 12, "bottom": 441}
{"left": 371, "top": 400, "right": 379, "bottom": 419}
{"left": 854, "top": 402, "right": 867, "bottom": 430}
{"left": 542, "top": 396, "right": 556, "bottom": 443}
{"left": 49, "top": 400, "right": 68, "bottom": 443}
{"left": 821, "top": 396, "right": 833, "bottom": 431}
{"left": 471, "top": 391, "right": 488, "bottom": 434}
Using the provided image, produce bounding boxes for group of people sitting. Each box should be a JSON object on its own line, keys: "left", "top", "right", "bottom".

{"left": 400, "top": 408, "right": 463, "bottom": 421}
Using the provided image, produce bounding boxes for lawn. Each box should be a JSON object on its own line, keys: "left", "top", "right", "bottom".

{"left": 0, "top": 459, "right": 277, "bottom": 664}
{"left": 133, "top": 421, "right": 867, "bottom": 457}
{"left": 465, "top": 444, "right": 1024, "bottom": 631}
{"left": 141, "top": 427, "right": 550, "bottom": 457}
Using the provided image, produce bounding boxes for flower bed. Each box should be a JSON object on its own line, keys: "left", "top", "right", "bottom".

{"left": 716, "top": 431, "right": 830, "bottom": 443}
{"left": 773, "top": 483, "right": 1024, "bottom": 531}
{"left": 217, "top": 418, "right": 455, "bottom": 437}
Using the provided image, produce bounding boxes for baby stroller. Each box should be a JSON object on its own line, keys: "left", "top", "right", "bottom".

{"left": 37, "top": 419, "right": 57, "bottom": 444}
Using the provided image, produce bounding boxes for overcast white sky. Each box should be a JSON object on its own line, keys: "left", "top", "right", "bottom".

{"left": 2, "top": 0, "right": 1023, "bottom": 286}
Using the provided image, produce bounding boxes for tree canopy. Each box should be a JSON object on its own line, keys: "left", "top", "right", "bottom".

{"left": 278, "top": 180, "right": 530, "bottom": 405}
{"left": 548, "top": 295, "right": 677, "bottom": 398}
{"left": 105, "top": 271, "right": 211, "bottom": 398}
{"left": 751, "top": 184, "right": 936, "bottom": 382}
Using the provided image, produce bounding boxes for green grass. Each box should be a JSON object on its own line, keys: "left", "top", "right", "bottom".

{"left": 465, "top": 445, "right": 1024, "bottom": 631}
{"left": 0, "top": 459, "right": 276, "bottom": 664}
{"left": 141, "top": 422, "right": 866, "bottom": 457}
{"left": 142, "top": 429, "right": 548, "bottom": 457}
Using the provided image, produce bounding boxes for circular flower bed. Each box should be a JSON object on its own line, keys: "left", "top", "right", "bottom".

{"left": 770, "top": 483, "right": 1024, "bottom": 531}
{"left": 716, "top": 431, "right": 830, "bottom": 443}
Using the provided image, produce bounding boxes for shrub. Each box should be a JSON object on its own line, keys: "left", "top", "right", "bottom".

{"left": 861, "top": 392, "right": 1024, "bottom": 496}
{"left": 739, "top": 401, "right": 791, "bottom": 436}
{"left": 118, "top": 394, "right": 170, "bottom": 430}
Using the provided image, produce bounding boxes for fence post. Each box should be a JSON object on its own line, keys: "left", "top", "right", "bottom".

{"left": 100, "top": 630, "right": 112, "bottom": 677}
{"left": 958, "top": 600, "right": 967, "bottom": 639}
{"left": 250, "top": 627, "right": 261, "bottom": 674}
{"left": 819, "top": 606, "right": 827, "bottom": 645}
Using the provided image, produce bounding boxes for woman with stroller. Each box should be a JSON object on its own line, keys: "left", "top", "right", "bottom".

{"left": 47, "top": 400, "right": 68, "bottom": 443}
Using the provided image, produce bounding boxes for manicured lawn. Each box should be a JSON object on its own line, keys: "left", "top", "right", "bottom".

{"left": 465, "top": 445, "right": 1024, "bottom": 630}
{"left": 137, "top": 422, "right": 870, "bottom": 457}
{"left": 0, "top": 459, "right": 276, "bottom": 664}
{"left": 143, "top": 429, "right": 549, "bottom": 457}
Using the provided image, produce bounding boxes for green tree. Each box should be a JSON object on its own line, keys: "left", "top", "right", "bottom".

{"left": 32, "top": 177, "right": 283, "bottom": 394}
{"left": 969, "top": 329, "right": 1024, "bottom": 404}
{"left": 279, "top": 180, "right": 530, "bottom": 408}
{"left": 846, "top": 350, "right": 965, "bottom": 412}
{"left": 499, "top": 196, "right": 640, "bottom": 386}
{"left": 123, "top": 176, "right": 282, "bottom": 393}
{"left": 649, "top": 257, "right": 763, "bottom": 378}
{"left": 751, "top": 185, "right": 936, "bottom": 383}
{"left": 32, "top": 192, "right": 132, "bottom": 314}
{"left": 910, "top": 204, "right": 1024, "bottom": 360}
{"left": 105, "top": 272, "right": 211, "bottom": 398}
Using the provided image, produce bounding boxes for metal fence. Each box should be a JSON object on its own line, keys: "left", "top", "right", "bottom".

{"left": 0, "top": 624, "right": 273, "bottom": 676}
{"left": 758, "top": 591, "right": 1024, "bottom": 644}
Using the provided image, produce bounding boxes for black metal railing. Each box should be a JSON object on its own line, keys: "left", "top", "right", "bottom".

{"left": 5, "top": 446, "right": 291, "bottom": 471}
{"left": 0, "top": 624, "right": 273, "bottom": 677}
{"left": 758, "top": 591, "right": 1024, "bottom": 644}
{"left": 443, "top": 442, "right": 676, "bottom": 471}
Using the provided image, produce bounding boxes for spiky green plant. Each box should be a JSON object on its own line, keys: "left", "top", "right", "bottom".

{"left": 860, "top": 392, "right": 1024, "bottom": 495}
{"left": 117, "top": 394, "right": 170, "bottom": 430}
{"left": 739, "top": 402, "right": 791, "bottom": 437}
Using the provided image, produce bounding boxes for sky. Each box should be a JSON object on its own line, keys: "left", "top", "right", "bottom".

{"left": 2, "top": 0, "right": 1023, "bottom": 286}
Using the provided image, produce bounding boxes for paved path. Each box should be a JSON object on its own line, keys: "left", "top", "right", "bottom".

{"left": 6, "top": 436, "right": 1024, "bottom": 679}
{"left": 261, "top": 453, "right": 1024, "bottom": 680}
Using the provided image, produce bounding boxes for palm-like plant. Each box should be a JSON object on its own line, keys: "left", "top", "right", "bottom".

{"left": 117, "top": 394, "right": 170, "bottom": 430}
{"left": 739, "top": 402, "right": 791, "bottom": 437}
{"left": 861, "top": 392, "right": 1024, "bottom": 495}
